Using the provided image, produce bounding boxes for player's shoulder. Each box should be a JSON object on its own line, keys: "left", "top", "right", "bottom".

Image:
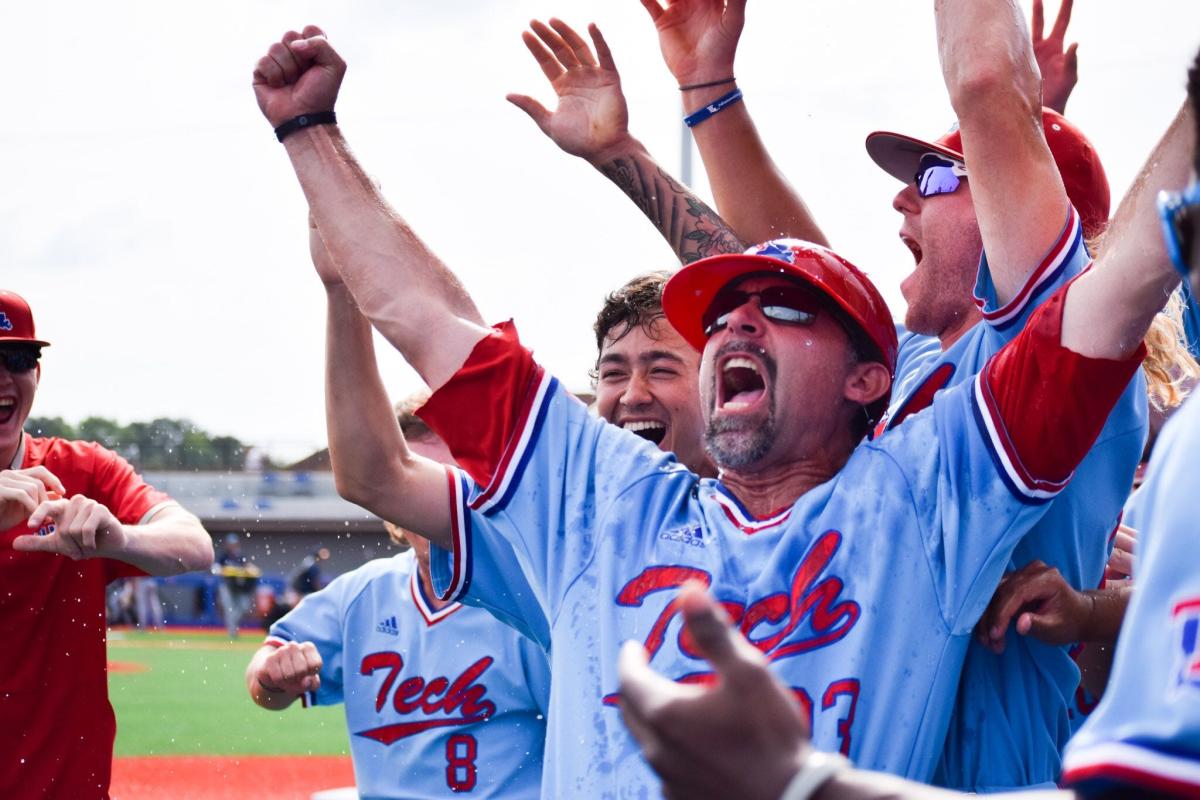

{"left": 1154, "top": 391, "right": 1200, "bottom": 462}
{"left": 21, "top": 436, "right": 115, "bottom": 469}
{"left": 1138, "top": 396, "right": 1200, "bottom": 532}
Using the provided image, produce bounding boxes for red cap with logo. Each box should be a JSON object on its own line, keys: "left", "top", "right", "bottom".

{"left": 662, "top": 239, "right": 898, "bottom": 417}
{"left": 0, "top": 291, "right": 51, "bottom": 347}
{"left": 865, "top": 108, "right": 1110, "bottom": 240}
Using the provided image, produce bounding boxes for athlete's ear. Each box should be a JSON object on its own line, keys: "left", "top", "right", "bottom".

{"left": 842, "top": 361, "right": 890, "bottom": 409}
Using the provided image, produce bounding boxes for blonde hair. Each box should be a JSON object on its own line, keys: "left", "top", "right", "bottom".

{"left": 1142, "top": 290, "right": 1199, "bottom": 411}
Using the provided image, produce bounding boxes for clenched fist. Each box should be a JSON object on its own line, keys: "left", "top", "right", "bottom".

{"left": 256, "top": 641, "right": 324, "bottom": 696}
{"left": 252, "top": 26, "right": 346, "bottom": 129}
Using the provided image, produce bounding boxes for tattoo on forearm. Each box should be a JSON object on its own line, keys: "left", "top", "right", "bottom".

{"left": 599, "top": 158, "right": 744, "bottom": 264}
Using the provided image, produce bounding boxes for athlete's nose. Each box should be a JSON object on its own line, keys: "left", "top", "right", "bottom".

{"left": 724, "top": 297, "right": 766, "bottom": 337}
{"left": 893, "top": 183, "right": 920, "bottom": 216}
{"left": 620, "top": 371, "right": 653, "bottom": 407}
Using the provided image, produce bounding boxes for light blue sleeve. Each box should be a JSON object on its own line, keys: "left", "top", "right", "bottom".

{"left": 973, "top": 205, "right": 1087, "bottom": 343}
{"left": 1062, "top": 398, "right": 1200, "bottom": 796}
{"left": 431, "top": 379, "right": 681, "bottom": 632}
{"left": 268, "top": 576, "right": 351, "bottom": 706}
{"left": 431, "top": 476, "right": 552, "bottom": 652}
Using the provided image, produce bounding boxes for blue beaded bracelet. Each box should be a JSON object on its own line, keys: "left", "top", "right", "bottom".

{"left": 683, "top": 88, "right": 743, "bottom": 128}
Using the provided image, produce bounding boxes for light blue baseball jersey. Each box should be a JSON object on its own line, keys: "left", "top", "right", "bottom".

{"left": 1061, "top": 388, "right": 1200, "bottom": 797}
{"left": 875, "top": 208, "right": 1147, "bottom": 792}
{"left": 420, "top": 289, "right": 1143, "bottom": 798}
{"left": 266, "top": 551, "right": 549, "bottom": 799}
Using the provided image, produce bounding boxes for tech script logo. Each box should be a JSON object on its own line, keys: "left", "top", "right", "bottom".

{"left": 355, "top": 655, "right": 496, "bottom": 744}
{"left": 603, "top": 530, "right": 860, "bottom": 705}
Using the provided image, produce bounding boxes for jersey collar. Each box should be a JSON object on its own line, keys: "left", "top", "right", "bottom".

{"left": 410, "top": 567, "right": 463, "bottom": 626}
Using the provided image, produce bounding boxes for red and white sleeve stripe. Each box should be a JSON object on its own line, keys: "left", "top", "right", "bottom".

{"left": 1063, "top": 742, "right": 1200, "bottom": 797}
{"left": 437, "top": 466, "right": 473, "bottom": 603}
{"left": 971, "top": 280, "right": 1144, "bottom": 503}
{"left": 418, "top": 321, "right": 551, "bottom": 514}
{"left": 975, "top": 205, "right": 1083, "bottom": 328}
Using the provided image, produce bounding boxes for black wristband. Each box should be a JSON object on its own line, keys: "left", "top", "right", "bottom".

{"left": 678, "top": 76, "right": 736, "bottom": 91}
{"left": 275, "top": 111, "right": 337, "bottom": 143}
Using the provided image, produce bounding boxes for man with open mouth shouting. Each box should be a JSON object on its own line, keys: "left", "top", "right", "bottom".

{"left": 254, "top": 24, "right": 1157, "bottom": 796}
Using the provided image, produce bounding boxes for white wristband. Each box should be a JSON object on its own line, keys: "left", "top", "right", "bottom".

{"left": 779, "top": 750, "right": 851, "bottom": 800}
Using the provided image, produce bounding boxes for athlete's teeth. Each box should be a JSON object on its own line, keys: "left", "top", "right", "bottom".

{"left": 623, "top": 421, "right": 665, "bottom": 432}
{"left": 723, "top": 357, "right": 759, "bottom": 374}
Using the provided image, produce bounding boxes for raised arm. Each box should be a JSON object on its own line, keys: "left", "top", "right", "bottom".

{"left": 311, "top": 219, "right": 453, "bottom": 550}
{"left": 936, "top": 0, "right": 1071, "bottom": 305}
{"left": 1062, "top": 103, "right": 1195, "bottom": 359}
{"left": 252, "top": 27, "right": 489, "bottom": 390}
{"left": 639, "top": 0, "right": 828, "bottom": 246}
{"left": 1031, "top": 0, "right": 1079, "bottom": 115}
{"left": 508, "top": 18, "right": 742, "bottom": 263}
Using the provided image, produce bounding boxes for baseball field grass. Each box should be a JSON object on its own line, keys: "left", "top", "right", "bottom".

{"left": 108, "top": 626, "right": 355, "bottom": 798}
{"left": 109, "top": 626, "right": 350, "bottom": 756}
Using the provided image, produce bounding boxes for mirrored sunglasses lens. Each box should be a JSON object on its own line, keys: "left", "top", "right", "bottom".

{"left": 918, "top": 165, "right": 960, "bottom": 197}
{"left": 762, "top": 305, "right": 815, "bottom": 324}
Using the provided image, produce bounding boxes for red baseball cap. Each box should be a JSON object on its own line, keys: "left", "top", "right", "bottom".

{"left": 663, "top": 239, "right": 898, "bottom": 421}
{"left": 0, "top": 291, "right": 51, "bottom": 348}
{"left": 865, "top": 108, "right": 1110, "bottom": 240}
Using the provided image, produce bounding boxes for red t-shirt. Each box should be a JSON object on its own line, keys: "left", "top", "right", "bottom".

{"left": 0, "top": 436, "right": 172, "bottom": 800}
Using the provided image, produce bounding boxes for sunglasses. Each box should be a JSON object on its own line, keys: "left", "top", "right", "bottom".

{"left": 915, "top": 153, "right": 968, "bottom": 198}
{"left": 0, "top": 349, "right": 40, "bottom": 373}
{"left": 1158, "top": 185, "right": 1200, "bottom": 279}
{"left": 702, "top": 284, "right": 822, "bottom": 338}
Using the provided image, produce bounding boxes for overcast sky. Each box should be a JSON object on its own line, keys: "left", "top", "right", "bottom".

{"left": 6, "top": 1, "right": 1198, "bottom": 462}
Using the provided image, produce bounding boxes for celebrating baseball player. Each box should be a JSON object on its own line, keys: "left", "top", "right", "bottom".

{"left": 242, "top": 221, "right": 550, "bottom": 799}
{"left": 618, "top": 49, "right": 1200, "bottom": 800}
{"left": 251, "top": 13, "right": 1167, "bottom": 796}
{"left": 0, "top": 291, "right": 213, "bottom": 799}
{"left": 625, "top": 0, "right": 1174, "bottom": 789}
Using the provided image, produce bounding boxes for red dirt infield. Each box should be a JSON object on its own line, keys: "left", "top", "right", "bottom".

{"left": 107, "top": 661, "right": 149, "bottom": 674}
{"left": 111, "top": 755, "right": 355, "bottom": 799}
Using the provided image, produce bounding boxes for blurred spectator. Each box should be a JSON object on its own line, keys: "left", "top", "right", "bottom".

{"left": 214, "top": 533, "right": 260, "bottom": 638}
{"left": 131, "top": 576, "right": 164, "bottom": 629}
{"left": 290, "top": 547, "right": 329, "bottom": 597}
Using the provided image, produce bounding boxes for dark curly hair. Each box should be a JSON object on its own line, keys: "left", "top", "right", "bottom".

{"left": 592, "top": 271, "right": 674, "bottom": 353}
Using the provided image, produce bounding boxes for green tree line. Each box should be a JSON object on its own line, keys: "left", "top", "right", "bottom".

{"left": 24, "top": 416, "right": 248, "bottom": 471}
